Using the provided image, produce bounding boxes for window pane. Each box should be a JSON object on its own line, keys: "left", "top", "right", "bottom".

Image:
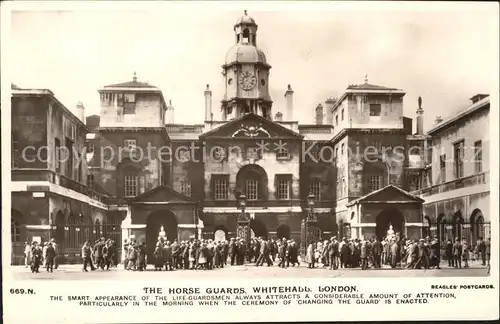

{"left": 369, "top": 104, "right": 381, "bottom": 116}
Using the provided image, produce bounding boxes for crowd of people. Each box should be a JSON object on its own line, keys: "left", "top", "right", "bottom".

{"left": 24, "top": 234, "right": 491, "bottom": 273}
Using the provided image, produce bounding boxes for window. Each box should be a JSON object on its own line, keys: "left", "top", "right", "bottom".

{"left": 124, "top": 139, "right": 137, "bottom": 151}
{"left": 453, "top": 140, "right": 464, "bottom": 179}
{"left": 474, "top": 140, "right": 482, "bottom": 174}
{"left": 309, "top": 179, "right": 321, "bottom": 201}
{"left": 341, "top": 109, "right": 344, "bottom": 121}
{"left": 440, "top": 154, "right": 446, "bottom": 183}
{"left": 180, "top": 181, "right": 192, "bottom": 197}
{"left": 124, "top": 175, "right": 138, "bottom": 197}
{"left": 276, "top": 175, "right": 291, "bottom": 200}
{"left": 213, "top": 175, "right": 228, "bottom": 200}
{"left": 54, "top": 138, "right": 61, "bottom": 172}
{"left": 86, "top": 141, "right": 94, "bottom": 154}
{"left": 276, "top": 145, "right": 290, "bottom": 159}
{"left": 335, "top": 115, "right": 339, "bottom": 126}
{"left": 246, "top": 179, "right": 258, "bottom": 200}
{"left": 368, "top": 175, "right": 381, "bottom": 193}
{"left": 372, "top": 139, "right": 381, "bottom": 151}
{"left": 87, "top": 174, "right": 94, "bottom": 189}
{"left": 369, "top": 104, "right": 381, "bottom": 117}
{"left": 341, "top": 143, "right": 345, "bottom": 155}
{"left": 335, "top": 148, "right": 338, "bottom": 160}
{"left": 123, "top": 93, "right": 136, "bottom": 114}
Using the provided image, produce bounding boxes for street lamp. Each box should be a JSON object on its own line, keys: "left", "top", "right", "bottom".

{"left": 236, "top": 194, "right": 250, "bottom": 244}
{"left": 301, "top": 194, "right": 318, "bottom": 256}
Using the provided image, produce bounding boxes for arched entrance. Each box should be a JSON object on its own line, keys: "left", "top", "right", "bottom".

{"left": 470, "top": 209, "right": 485, "bottom": 244}
{"left": 250, "top": 218, "right": 268, "bottom": 239}
{"left": 375, "top": 208, "right": 405, "bottom": 240}
{"left": 146, "top": 210, "right": 178, "bottom": 263}
{"left": 11, "top": 209, "right": 25, "bottom": 265}
{"left": 276, "top": 224, "right": 291, "bottom": 240}
{"left": 236, "top": 164, "right": 269, "bottom": 201}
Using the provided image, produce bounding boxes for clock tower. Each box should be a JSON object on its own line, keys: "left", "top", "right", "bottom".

{"left": 221, "top": 10, "right": 273, "bottom": 121}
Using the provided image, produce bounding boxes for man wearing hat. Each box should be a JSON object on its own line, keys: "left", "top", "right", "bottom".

{"left": 452, "top": 237, "right": 463, "bottom": 268}
{"left": 50, "top": 238, "right": 59, "bottom": 270}
{"left": 371, "top": 237, "right": 382, "bottom": 269}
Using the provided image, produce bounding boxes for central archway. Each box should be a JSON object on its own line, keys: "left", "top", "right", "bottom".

{"left": 375, "top": 208, "right": 405, "bottom": 240}
{"left": 146, "top": 210, "right": 178, "bottom": 263}
{"left": 276, "top": 224, "right": 291, "bottom": 240}
{"left": 250, "top": 218, "right": 268, "bottom": 239}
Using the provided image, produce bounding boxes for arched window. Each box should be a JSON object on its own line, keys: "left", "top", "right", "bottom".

{"left": 452, "top": 211, "right": 464, "bottom": 240}
{"left": 470, "top": 209, "right": 485, "bottom": 244}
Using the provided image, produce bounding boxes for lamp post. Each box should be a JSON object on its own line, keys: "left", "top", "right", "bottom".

{"left": 300, "top": 194, "right": 318, "bottom": 257}
{"left": 236, "top": 194, "right": 250, "bottom": 244}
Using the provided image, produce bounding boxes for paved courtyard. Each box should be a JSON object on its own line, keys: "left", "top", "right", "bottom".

{"left": 10, "top": 261, "right": 489, "bottom": 280}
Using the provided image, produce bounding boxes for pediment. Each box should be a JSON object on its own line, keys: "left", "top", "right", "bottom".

{"left": 348, "top": 185, "right": 424, "bottom": 206}
{"left": 130, "top": 185, "right": 194, "bottom": 203}
{"left": 200, "top": 113, "right": 303, "bottom": 139}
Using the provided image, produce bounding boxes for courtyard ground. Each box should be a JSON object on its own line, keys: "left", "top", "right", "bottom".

{"left": 10, "top": 260, "right": 489, "bottom": 280}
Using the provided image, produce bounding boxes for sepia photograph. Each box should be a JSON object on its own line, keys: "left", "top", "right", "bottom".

{"left": 2, "top": 1, "right": 498, "bottom": 322}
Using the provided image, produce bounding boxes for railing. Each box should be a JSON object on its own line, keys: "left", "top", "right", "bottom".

{"left": 12, "top": 168, "right": 109, "bottom": 204}
{"left": 412, "top": 171, "right": 488, "bottom": 197}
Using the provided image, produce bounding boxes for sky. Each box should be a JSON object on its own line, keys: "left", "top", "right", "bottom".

{"left": 8, "top": 2, "right": 499, "bottom": 131}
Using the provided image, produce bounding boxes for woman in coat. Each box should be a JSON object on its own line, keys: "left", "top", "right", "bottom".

{"left": 127, "top": 243, "right": 137, "bottom": 271}
{"left": 305, "top": 241, "right": 316, "bottom": 268}
{"left": 153, "top": 243, "right": 163, "bottom": 271}
{"left": 198, "top": 243, "right": 208, "bottom": 270}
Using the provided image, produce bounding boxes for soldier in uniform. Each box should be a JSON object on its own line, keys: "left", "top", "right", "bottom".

{"left": 360, "top": 240, "right": 369, "bottom": 270}
{"left": 81, "top": 241, "right": 93, "bottom": 272}
{"left": 277, "top": 238, "right": 288, "bottom": 268}
{"left": 228, "top": 238, "right": 237, "bottom": 266}
{"left": 171, "top": 239, "right": 180, "bottom": 269}
{"left": 452, "top": 237, "right": 463, "bottom": 268}
{"left": 163, "top": 241, "right": 173, "bottom": 271}
{"left": 371, "top": 237, "right": 383, "bottom": 269}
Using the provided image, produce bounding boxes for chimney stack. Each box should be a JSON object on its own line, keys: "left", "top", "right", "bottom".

{"left": 416, "top": 96, "right": 424, "bottom": 135}
{"left": 204, "top": 84, "right": 212, "bottom": 122}
{"left": 315, "top": 103, "right": 324, "bottom": 125}
{"left": 435, "top": 116, "right": 443, "bottom": 124}
{"left": 76, "top": 102, "right": 85, "bottom": 123}
{"left": 166, "top": 99, "right": 175, "bottom": 124}
{"left": 284, "top": 84, "right": 294, "bottom": 121}
{"left": 275, "top": 111, "right": 283, "bottom": 122}
{"left": 325, "top": 98, "right": 336, "bottom": 125}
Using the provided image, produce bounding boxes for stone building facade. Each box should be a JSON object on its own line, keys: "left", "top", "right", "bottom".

{"left": 411, "top": 94, "right": 491, "bottom": 246}
{"left": 10, "top": 11, "right": 490, "bottom": 264}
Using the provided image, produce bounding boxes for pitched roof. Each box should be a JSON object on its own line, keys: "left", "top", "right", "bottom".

{"left": 346, "top": 185, "right": 424, "bottom": 207}
{"left": 199, "top": 112, "right": 303, "bottom": 139}
{"left": 347, "top": 83, "right": 400, "bottom": 91}
{"left": 129, "top": 185, "right": 195, "bottom": 203}
{"left": 103, "top": 80, "right": 158, "bottom": 89}
{"left": 11, "top": 83, "right": 21, "bottom": 90}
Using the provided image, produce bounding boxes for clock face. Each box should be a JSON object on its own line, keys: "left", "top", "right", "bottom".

{"left": 239, "top": 71, "right": 257, "bottom": 91}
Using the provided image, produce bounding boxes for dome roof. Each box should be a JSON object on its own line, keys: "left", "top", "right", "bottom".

{"left": 225, "top": 44, "right": 267, "bottom": 65}
{"left": 235, "top": 10, "right": 256, "bottom": 26}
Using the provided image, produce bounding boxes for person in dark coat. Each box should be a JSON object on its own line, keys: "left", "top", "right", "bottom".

{"left": 228, "top": 238, "right": 237, "bottom": 266}
{"left": 222, "top": 241, "right": 229, "bottom": 265}
{"left": 371, "top": 237, "right": 383, "bottom": 268}
{"left": 429, "top": 238, "right": 440, "bottom": 269}
{"left": 163, "top": 242, "right": 173, "bottom": 271}
{"left": 477, "top": 237, "right": 487, "bottom": 266}
{"left": 340, "top": 238, "right": 350, "bottom": 268}
{"left": 237, "top": 239, "right": 246, "bottom": 265}
{"left": 81, "top": 241, "right": 94, "bottom": 272}
{"left": 360, "top": 240, "right": 369, "bottom": 270}
{"left": 452, "top": 237, "right": 462, "bottom": 268}
{"left": 154, "top": 243, "right": 163, "bottom": 270}
{"left": 390, "top": 240, "right": 398, "bottom": 268}
{"left": 445, "top": 239, "right": 454, "bottom": 267}
{"left": 44, "top": 242, "right": 56, "bottom": 273}
{"left": 182, "top": 242, "right": 190, "bottom": 269}
{"left": 127, "top": 243, "right": 138, "bottom": 270}
{"left": 277, "top": 239, "right": 287, "bottom": 268}
{"left": 171, "top": 240, "right": 180, "bottom": 269}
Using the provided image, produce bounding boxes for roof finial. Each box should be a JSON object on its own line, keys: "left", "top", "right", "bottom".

{"left": 133, "top": 72, "right": 137, "bottom": 82}
{"left": 364, "top": 74, "right": 368, "bottom": 84}
{"left": 244, "top": 10, "right": 248, "bottom": 15}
